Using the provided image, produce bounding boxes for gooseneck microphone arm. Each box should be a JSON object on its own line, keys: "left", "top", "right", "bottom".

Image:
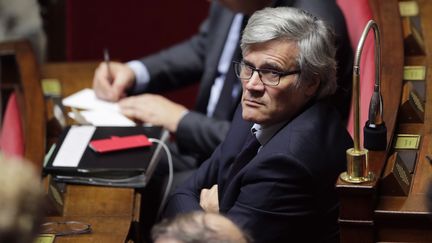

{"left": 358, "top": 21, "right": 383, "bottom": 126}
{"left": 353, "top": 20, "right": 381, "bottom": 150}
{"left": 353, "top": 20, "right": 386, "bottom": 151}
{"left": 340, "top": 19, "right": 385, "bottom": 183}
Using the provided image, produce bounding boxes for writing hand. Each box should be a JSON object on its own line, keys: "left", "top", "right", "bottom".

{"left": 200, "top": 184, "right": 219, "bottom": 213}
{"left": 93, "top": 61, "right": 135, "bottom": 101}
{"left": 119, "top": 94, "right": 187, "bottom": 132}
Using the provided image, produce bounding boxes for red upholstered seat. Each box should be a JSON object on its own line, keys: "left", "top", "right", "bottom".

{"left": 337, "top": 0, "right": 375, "bottom": 143}
{"left": 0, "top": 92, "right": 25, "bottom": 157}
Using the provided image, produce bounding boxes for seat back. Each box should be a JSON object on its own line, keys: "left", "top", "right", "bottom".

{"left": 0, "top": 40, "right": 46, "bottom": 171}
{"left": 0, "top": 92, "right": 25, "bottom": 157}
{"left": 337, "top": 0, "right": 375, "bottom": 144}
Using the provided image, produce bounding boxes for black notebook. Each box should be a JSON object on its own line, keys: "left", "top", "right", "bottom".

{"left": 44, "top": 126, "right": 168, "bottom": 187}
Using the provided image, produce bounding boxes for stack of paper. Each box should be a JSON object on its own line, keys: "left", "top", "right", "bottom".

{"left": 62, "top": 88, "right": 136, "bottom": 126}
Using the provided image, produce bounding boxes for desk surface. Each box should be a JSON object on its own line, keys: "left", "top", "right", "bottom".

{"left": 42, "top": 61, "right": 98, "bottom": 97}
{"left": 43, "top": 185, "right": 137, "bottom": 242}
{"left": 41, "top": 61, "right": 138, "bottom": 243}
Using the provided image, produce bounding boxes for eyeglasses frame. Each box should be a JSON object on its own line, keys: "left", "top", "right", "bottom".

{"left": 233, "top": 61, "right": 301, "bottom": 86}
{"left": 40, "top": 221, "right": 92, "bottom": 236}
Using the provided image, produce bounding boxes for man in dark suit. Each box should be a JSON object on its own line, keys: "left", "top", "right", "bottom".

{"left": 163, "top": 7, "right": 353, "bottom": 242}
{"left": 92, "top": 0, "right": 352, "bottom": 170}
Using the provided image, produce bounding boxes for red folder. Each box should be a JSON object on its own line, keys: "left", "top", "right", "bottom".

{"left": 89, "top": 135, "right": 152, "bottom": 153}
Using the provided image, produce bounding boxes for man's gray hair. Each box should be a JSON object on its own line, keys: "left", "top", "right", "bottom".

{"left": 241, "top": 7, "right": 337, "bottom": 99}
{"left": 152, "top": 211, "right": 251, "bottom": 243}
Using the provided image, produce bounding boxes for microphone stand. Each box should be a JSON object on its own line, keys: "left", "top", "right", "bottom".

{"left": 340, "top": 20, "right": 386, "bottom": 183}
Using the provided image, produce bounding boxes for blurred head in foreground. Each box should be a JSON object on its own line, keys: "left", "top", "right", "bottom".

{"left": 0, "top": 154, "right": 44, "bottom": 243}
{"left": 152, "top": 211, "right": 250, "bottom": 243}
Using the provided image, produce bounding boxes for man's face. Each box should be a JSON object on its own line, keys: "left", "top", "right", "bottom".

{"left": 216, "top": 0, "right": 271, "bottom": 14}
{"left": 241, "top": 39, "right": 317, "bottom": 126}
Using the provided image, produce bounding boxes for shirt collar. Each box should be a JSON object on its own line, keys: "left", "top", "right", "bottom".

{"left": 251, "top": 121, "right": 286, "bottom": 147}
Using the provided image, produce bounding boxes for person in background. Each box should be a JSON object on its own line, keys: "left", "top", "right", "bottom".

{"left": 0, "top": 0, "right": 46, "bottom": 63}
{"left": 163, "top": 7, "right": 353, "bottom": 242}
{"left": 0, "top": 154, "right": 45, "bottom": 243}
{"left": 152, "top": 211, "right": 250, "bottom": 243}
{"left": 92, "top": 0, "right": 352, "bottom": 171}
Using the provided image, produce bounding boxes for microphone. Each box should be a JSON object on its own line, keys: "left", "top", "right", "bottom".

{"left": 340, "top": 20, "right": 386, "bottom": 183}
{"left": 362, "top": 21, "right": 387, "bottom": 151}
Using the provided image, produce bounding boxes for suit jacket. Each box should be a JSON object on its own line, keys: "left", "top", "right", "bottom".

{"left": 138, "top": 0, "right": 353, "bottom": 163}
{"left": 164, "top": 101, "right": 353, "bottom": 243}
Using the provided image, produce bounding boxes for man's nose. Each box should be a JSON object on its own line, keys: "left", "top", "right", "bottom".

{"left": 245, "top": 71, "right": 264, "bottom": 89}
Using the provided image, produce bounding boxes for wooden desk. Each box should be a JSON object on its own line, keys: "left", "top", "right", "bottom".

{"left": 41, "top": 61, "right": 140, "bottom": 243}
{"left": 43, "top": 185, "right": 140, "bottom": 243}
{"left": 41, "top": 61, "right": 98, "bottom": 97}
{"left": 374, "top": 0, "right": 432, "bottom": 241}
{"left": 337, "top": 0, "right": 432, "bottom": 242}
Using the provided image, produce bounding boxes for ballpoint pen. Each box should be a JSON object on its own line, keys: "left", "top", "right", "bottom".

{"left": 103, "top": 48, "right": 112, "bottom": 81}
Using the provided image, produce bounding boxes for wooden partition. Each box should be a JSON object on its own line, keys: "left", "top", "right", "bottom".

{"left": 0, "top": 40, "right": 46, "bottom": 170}
{"left": 337, "top": 0, "right": 432, "bottom": 242}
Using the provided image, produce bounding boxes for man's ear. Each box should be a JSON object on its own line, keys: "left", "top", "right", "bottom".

{"left": 304, "top": 79, "right": 320, "bottom": 97}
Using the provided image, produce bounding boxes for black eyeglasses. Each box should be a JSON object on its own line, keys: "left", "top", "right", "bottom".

{"left": 40, "top": 221, "right": 92, "bottom": 236}
{"left": 233, "top": 61, "right": 301, "bottom": 86}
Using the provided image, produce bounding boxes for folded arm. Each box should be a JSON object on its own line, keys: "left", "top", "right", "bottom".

{"left": 163, "top": 145, "right": 224, "bottom": 218}
{"left": 224, "top": 154, "right": 321, "bottom": 242}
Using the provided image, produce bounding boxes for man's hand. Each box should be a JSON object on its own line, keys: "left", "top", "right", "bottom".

{"left": 119, "top": 94, "right": 187, "bottom": 133}
{"left": 200, "top": 184, "right": 219, "bottom": 213}
{"left": 93, "top": 61, "right": 135, "bottom": 101}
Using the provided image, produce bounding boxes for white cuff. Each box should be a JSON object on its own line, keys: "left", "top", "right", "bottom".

{"left": 127, "top": 60, "right": 150, "bottom": 92}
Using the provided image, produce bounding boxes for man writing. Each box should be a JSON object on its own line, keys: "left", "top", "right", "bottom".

{"left": 163, "top": 7, "right": 353, "bottom": 242}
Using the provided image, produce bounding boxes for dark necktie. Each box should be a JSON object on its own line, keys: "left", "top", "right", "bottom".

{"left": 212, "top": 46, "right": 242, "bottom": 120}
{"left": 226, "top": 133, "right": 261, "bottom": 182}
{"left": 212, "top": 16, "right": 249, "bottom": 120}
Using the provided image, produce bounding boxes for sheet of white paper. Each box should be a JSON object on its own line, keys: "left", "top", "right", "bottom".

{"left": 52, "top": 126, "right": 96, "bottom": 167}
{"left": 62, "top": 88, "right": 120, "bottom": 111}
{"left": 68, "top": 110, "right": 136, "bottom": 127}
